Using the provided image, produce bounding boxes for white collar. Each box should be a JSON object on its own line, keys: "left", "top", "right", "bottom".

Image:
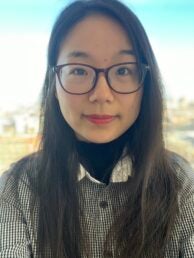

{"left": 77, "top": 155, "right": 132, "bottom": 184}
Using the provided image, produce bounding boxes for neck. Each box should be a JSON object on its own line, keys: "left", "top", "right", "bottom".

{"left": 76, "top": 132, "right": 129, "bottom": 184}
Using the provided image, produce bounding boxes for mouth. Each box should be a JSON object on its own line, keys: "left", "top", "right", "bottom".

{"left": 83, "top": 114, "right": 117, "bottom": 125}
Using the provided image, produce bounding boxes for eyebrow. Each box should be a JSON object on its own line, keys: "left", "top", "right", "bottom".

{"left": 118, "top": 49, "right": 135, "bottom": 56}
{"left": 67, "top": 51, "right": 90, "bottom": 59}
{"left": 66, "top": 49, "right": 135, "bottom": 59}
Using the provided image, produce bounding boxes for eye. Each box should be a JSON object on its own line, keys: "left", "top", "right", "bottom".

{"left": 116, "top": 67, "right": 132, "bottom": 76}
{"left": 69, "top": 67, "right": 88, "bottom": 76}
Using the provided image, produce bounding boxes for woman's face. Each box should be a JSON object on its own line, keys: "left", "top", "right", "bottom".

{"left": 56, "top": 15, "right": 143, "bottom": 143}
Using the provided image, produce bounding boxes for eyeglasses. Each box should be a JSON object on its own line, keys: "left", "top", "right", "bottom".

{"left": 53, "top": 62, "right": 149, "bottom": 95}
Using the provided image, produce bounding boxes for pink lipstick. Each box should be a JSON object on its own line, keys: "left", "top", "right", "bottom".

{"left": 84, "top": 114, "right": 116, "bottom": 125}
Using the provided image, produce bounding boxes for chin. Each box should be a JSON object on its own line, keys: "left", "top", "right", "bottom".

{"left": 76, "top": 133, "right": 120, "bottom": 144}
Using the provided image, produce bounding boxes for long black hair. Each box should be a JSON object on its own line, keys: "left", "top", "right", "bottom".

{"left": 11, "top": 0, "right": 181, "bottom": 257}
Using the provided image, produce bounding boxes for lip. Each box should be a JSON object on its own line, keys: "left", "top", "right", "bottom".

{"left": 84, "top": 114, "right": 117, "bottom": 125}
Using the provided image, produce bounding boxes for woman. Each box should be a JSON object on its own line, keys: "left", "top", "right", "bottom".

{"left": 0, "top": 0, "right": 193, "bottom": 257}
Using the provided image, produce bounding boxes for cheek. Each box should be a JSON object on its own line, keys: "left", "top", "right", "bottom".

{"left": 123, "top": 92, "right": 143, "bottom": 121}
{"left": 125, "top": 91, "right": 143, "bottom": 116}
{"left": 56, "top": 87, "right": 82, "bottom": 123}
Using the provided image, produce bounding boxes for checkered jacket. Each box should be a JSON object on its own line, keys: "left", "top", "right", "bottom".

{"left": 0, "top": 155, "right": 194, "bottom": 257}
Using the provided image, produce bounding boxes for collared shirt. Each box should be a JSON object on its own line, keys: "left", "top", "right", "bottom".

{"left": 0, "top": 155, "right": 194, "bottom": 257}
{"left": 78, "top": 154, "right": 132, "bottom": 184}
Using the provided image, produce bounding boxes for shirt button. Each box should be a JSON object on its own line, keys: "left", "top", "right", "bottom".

{"left": 99, "top": 200, "right": 108, "bottom": 209}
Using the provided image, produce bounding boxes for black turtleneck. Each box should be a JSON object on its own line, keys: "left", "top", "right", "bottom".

{"left": 76, "top": 132, "right": 129, "bottom": 184}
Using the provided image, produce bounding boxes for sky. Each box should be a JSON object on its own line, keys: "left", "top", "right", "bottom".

{"left": 0, "top": 0, "right": 194, "bottom": 110}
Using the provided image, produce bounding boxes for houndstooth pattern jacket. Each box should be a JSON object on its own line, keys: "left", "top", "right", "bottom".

{"left": 0, "top": 154, "right": 194, "bottom": 258}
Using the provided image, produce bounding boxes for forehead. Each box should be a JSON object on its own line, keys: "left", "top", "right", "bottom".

{"left": 64, "top": 14, "right": 131, "bottom": 45}
{"left": 57, "top": 14, "right": 134, "bottom": 64}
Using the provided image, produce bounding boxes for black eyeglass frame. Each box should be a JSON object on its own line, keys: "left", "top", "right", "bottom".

{"left": 53, "top": 62, "right": 149, "bottom": 95}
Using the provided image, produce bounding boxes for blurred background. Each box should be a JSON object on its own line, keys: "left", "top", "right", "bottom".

{"left": 0, "top": 0, "right": 194, "bottom": 173}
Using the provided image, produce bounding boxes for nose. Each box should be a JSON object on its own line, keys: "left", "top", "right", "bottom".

{"left": 88, "top": 73, "right": 114, "bottom": 103}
